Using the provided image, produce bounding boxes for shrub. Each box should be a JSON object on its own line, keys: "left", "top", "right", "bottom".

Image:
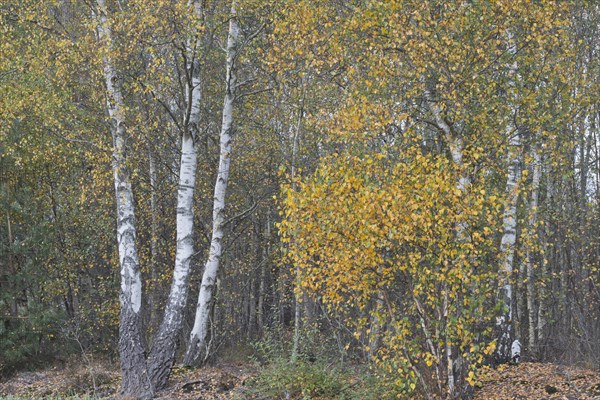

{"left": 249, "top": 355, "right": 345, "bottom": 399}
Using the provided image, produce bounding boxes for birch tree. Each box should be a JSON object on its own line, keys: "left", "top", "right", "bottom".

{"left": 496, "top": 129, "right": 521, "bottom": 362}
{"left": 146, "top": 0, "right": 203, "bottom": 389}
{"left": 496, "top": 36, "right": 522, "bottom": 363}
{"left": 184, "top": 0, "right": 240, "bottom": 366}
{"left": 93, "top": 0, "right": 153, "bottom": 397}
{"left": 424, "top": 88, "right": 465, "bottom": 396}
{"left": 526, "top": 147, "right": 542, "bottom": 353}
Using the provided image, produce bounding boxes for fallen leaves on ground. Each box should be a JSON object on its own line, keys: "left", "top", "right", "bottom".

{"left": 0, "top": 359, "right": 119, "bottom": 398}
{"left": 0, "top": 360, "right": 254, "bottom": 399}
{"left": 474, "top": 362, "right": 600, "bottom": 400}
{"left": 155, "top": 363, "right": 254, "bottom": 399}
{"left": 2, "top": 360, "right": 599, "bottom": 399}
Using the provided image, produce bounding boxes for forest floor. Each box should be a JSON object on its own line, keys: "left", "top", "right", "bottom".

{"left": 1, "top": 359, "right": 599, "bottom": 399}
{"left": 473, "top": 362, "right": 600, "bottom": 400}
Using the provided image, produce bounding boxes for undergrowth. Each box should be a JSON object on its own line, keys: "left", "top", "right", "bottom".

{"left": 245, "top": 325, "right": 395, "bottom": 400}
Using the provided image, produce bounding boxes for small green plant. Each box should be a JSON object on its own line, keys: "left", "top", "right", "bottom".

{"left": 247, "top": 356, "right": 403, "bottom": 400}
{"left": 248, "top": 325, "right": 402, "bottom": 399}
{"left": 249, "top": 355, "right": 345, "bottom": 399}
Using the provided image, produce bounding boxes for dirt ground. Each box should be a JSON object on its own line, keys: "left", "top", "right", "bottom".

{"left": 474, "top": 362, "right": 600, "bottom": 400}
{"left": 1, "top": 360, "right": 599, "bottom": 399}
{"left": 0, "top": 360, "right": 254, "bottom": 399}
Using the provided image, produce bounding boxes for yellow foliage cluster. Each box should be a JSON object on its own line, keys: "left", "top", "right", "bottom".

{"left": 279, "top": 143, "right": 503, "bottom": 395}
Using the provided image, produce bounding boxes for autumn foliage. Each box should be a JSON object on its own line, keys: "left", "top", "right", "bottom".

{"left": 0, "top": 0, "right": 598, "bottom": 399}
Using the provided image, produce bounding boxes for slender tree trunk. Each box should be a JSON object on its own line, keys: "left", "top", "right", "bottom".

{"left": 496, "top": 128, "right": 521, "bottom": 363}
{"left": 148, "top": 133, "right": 198, "bottom": 388}
{"left": 443, "top": 285, "right": 454, "bottom": 396}
{"left": 526, "top": 148, "right": 541, "bottom": 354}
{"left": 184, "top": 2, "right": 239, "bottom": 365}
{"left": 250, "top": 279, "right": 256, "bottom": 337}
{"left": 424, "top": 89, "right": 467, "bottom": 188}
{"left": 257, "top": 255, "right": 267, "bottom": 333}
{"left": 424, "top": 88, "right": 463, "bottom": 395}
{"left": 6, "top": 211, "right": 18, "bottom": 320}
{"left": 537, "top": 158, "right": 552, "bottom": 350}
{"left": 559, "top": 240, "right": 568, "bottom": 339}
{"left": 291, "top": 80, "right": 306, "bottom": 363}
{"left": 148, "top": 149, "right": 161, "bottom": 333}
{"left": 147, "top": 0, "right": 203, "bottom": 388}
{"left": 247, "top": 218, "right": 261, "bottom": 337}
{"left": 95, "top": 1, "right": 153, "bottom": 397}
{"left": 368, "top": 293, "right": 384, "bottom": 359}
{"left": 496, "top": 36, "right": 522, "bottom": 363}
{"left": 257, "top": 211, "right": 271, "bottom": 333}
{"left": 579, "top": 117, "right": 590, "bottom": 211}
{"left": 47, "top": 168, "right": 76, "bottom": 319}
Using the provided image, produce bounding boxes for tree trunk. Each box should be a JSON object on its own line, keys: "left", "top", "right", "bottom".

{"left": 496, "top": 36, "right": 521, "bottom": 363}
{"left": 257, "top": 239, "right": 268, "bottom": 333}
{"left": 147, "top": 0, "right": 203, "bottom": 387}
{"left": 538, "top": 156, "right": 555, "bottom": 351}
{"left": 443, "top": 285, "right": 454, "bottom": 396}
{"left": 184, "top": 1, "right": 239, "bottom": 366}
{"left": 496, "top": 128, "right": 521, "bottom": 363}
{"left": 148, "top": 148, "right": 161, "bottom": 333}
{"left": 95, "top": 1, "right": 153, "bottom": 397}
{"left": 526, "top": 148, "right": 541, "bottom": 354}
{"left": 424, "top": 88, "right": 463, "bottom": 395}
{"left": 148, "top": 132, "right": 198, "bottom": 389}
{"left": 291, "top": 79, "right": 306, "bottom": 363}
{"left": 6, "top": 211, "right": 17, "bottom": 321}
{"left": 257, "top": 210, "right": 271, "bottom": 334}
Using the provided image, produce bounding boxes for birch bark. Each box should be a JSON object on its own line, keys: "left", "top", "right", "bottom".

{"left": 94, "top": 1, "right": 153, "bottom": 398}
{"left": 290, "top": 83, "right": 305, "bottom": 363}
{"left": 526, "top": 148, "right": 541, "bottom": 353}
{"left": 537, "top": 161, "right": 553, "bottom": 345}
{"left": 496, "top": 129, "right": 520, "bottom": 362}
{"left": 147, "top": 0, "right": 203, "bottom": 389}
{"left": 496, "top": 39, "right": 521, "bottom": 363}
{"left": 424, "top": 88, "right": 464, "bottom": 396}
{"left": 184, "top": 1, "right": 239, "bottom": 366}
{"left": 148, "top": 133, "right": 198, "bottom": 388}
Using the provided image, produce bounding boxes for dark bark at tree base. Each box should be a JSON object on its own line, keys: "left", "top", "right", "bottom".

{"left": 119, "top": 307, "right": 154, "bottom": 400}
{"left": 148, "top": 325, "right": 179, "bottom": 390}
{"left": 183, "top": 336, "right": 208, "bottom": 367}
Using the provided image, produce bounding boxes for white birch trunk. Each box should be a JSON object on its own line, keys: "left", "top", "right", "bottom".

{"left": 148, "top": 133, "right": 198, "bottom": 388}
{"left": 425, "top": 89, "right": 462, "bottom": 395}
{"left": 95, "top": 1, "right": 153, "bottom": 398}
{"left": 526, "top": 148, "right": 541, "bottom": 353}
{"left": 147, "top": 0, "right": 202, "bottom": 388}
{"left": 496, "top": 130, "right": 521, "bottom": 363}
{"left": 496, "top": 38, "right": 521, "bottom": 363}
{"left": 413, "top": 296, "right": 442, "bottom": 393}
{"left": 291, "top": 87, "right": 304, "bottom": 363}
{"left": 184, "top": 1, "right": 239, "bottom": 366}
{"left": 537, "top": 160, "right": 552, "bottom": 344}
{"left": 425, "top": 89, "right": 469, "bottom": 188}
